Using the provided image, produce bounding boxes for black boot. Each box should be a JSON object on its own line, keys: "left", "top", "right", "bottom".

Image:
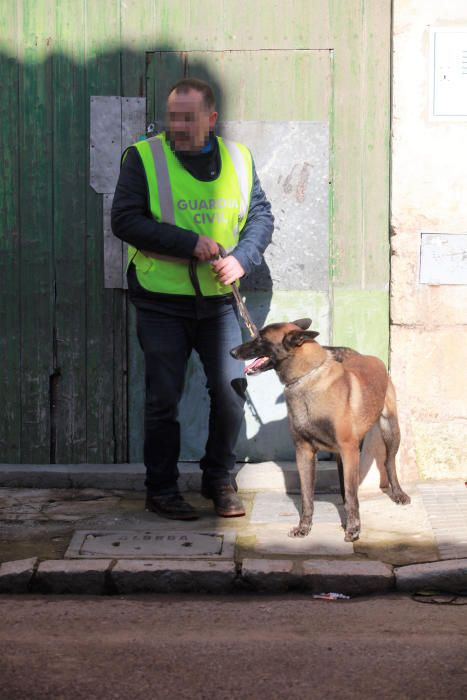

{"left": 201, "top": 483, "right": 246, "bottom": 517}
{"left": 145, "top": 492, "right": 199, "bottom": 520}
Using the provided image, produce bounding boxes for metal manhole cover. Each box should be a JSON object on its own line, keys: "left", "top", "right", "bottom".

{"left": 65, "top": 530, "right": 236, "bottom": 559}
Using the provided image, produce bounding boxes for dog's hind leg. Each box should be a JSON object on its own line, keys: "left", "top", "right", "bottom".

{"left": 336, "top": 454, "right": 345, "bottom": 503}
{"left": 289, "top": 440, "right": 317, "bottom": 538}
{"left": 379, "top": 379, "right": 411, "bottom": 505}
{"left": 340, "top": 442, "right": 361, "bottom": 541}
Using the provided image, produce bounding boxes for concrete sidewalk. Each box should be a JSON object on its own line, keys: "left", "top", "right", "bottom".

{"left": 1, "top": 462, "right": 466, "bottom": 596}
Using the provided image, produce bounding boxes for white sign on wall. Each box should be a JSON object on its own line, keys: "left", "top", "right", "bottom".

{"left": 430, "top": 28, "right": 467, "bottom": 119}
{"left": 420, "top": 233, "right": 467, "bottom": 285}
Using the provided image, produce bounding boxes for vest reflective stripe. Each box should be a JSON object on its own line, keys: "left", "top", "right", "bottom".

{"left": 223, "top": 139, "right": 249, "bottom": 224}
{"left": 148, "top": 137, "right": 175, "bottom": 225}
{"left": 128, "top": 133, "right": 252, "bottom": 296}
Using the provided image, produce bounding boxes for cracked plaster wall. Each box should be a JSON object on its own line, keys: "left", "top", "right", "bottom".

{"left": 391, "top": 0, "right": 467, "bottom": 480}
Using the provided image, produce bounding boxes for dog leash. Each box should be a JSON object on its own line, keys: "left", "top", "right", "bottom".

{"left": 189, "top": 244, "right": 259, "bottom": 339}
{"left": 218, "top": 244, "right": 259, "bottom": 338}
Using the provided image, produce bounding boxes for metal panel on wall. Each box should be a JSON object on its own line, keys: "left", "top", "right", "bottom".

{"left": 90, "top": 96, "right": 145, "bottom": 289}
{"left": 219, "top": 121, "right": 329, "bottom": 292}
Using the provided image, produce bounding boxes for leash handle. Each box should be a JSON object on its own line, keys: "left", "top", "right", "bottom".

{"left": 217, "top": 244, "right": 258, "bottom": 339}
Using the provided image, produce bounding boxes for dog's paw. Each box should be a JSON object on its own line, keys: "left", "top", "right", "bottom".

{"left": 344, "top": 517, "right": 360, "bottom": 542}
{"left": 391, "top": 490, "right": 411, "bottom": 505}
{"left": 344, "top": 527, "right": 360, "bottom": 542}
{"left": 288, "top": 523, "right": 312, "bottom": 538}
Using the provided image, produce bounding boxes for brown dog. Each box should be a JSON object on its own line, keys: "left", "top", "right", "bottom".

{"left": 230, "top": 318, "right": 410, "bottom": 542}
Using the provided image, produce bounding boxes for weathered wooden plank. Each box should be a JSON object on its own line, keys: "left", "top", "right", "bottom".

{"left": 155, "top": 1, "right": 190, "bottom": 50}
{"left": 127, "top": 304, "right": 144, "bottom": 463}
{"left": 333, "top": 289, "right": 389, "bottom": 364}
{"left": 112, "top": 287, "right": 127, "bottom": 464}
{"left": 182, "top": 49, "right": 331, "bottom": 121}
{"left": 220, "top": 0, "right": 332, "bottom": 50}
{"left": 147, "top": 47, "right": 330, "bottom": 141}
{"left": 146, "top": 50, "right": 185, "bottom": 125}
{"left": 52, "top": 0, "right": 87, "bottom": 463}
{"left": 84, "top": 0, "right": 122, "bottom": 462}
{"left": 19, "top": 0, "right": 55, "bottom": 462}
{"left": 0, "top": 0, "right": 19, "bottom": 58}
{"left": 327, "top": 0, "right": 391, "bottom": 361}
{"left": 120, "top": 2, "right": 157, "bottom": 463}
{"left": 0, "top": 0, "right": 21, "bottom": 461}
{"left": 129, "top": 51, "right": 185, "bottom": 460}
{"left": 120, "top": 0, "right": 156, "bottom": 98}
{"left": 360, "top": 0, "right": 391, "bottom": 288}
{"left": 328, "top": 0, "right": 391, "bottom": 291}
{"left": 329, "top": 0, "right": 365, "bottom": 288}
{"left": 156, "top": 0, "right": 332, "bottom": 51}
{"left": 232, "top": 50, "right": 330, "bottom": 121}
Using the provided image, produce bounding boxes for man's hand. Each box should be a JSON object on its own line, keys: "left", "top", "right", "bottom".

{"left": 211, "top": 255, "right": 245, "bottom": 286}
{"left": 193, "top": 235, "right": 220, "bottom": 261}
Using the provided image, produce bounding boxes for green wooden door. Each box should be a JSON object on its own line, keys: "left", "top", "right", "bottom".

{"left": 0, "top": 0, "right": 390, "bottom": 465}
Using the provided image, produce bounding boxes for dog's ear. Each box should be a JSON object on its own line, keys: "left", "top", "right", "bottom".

{"left": 283, "top": 330, "right": 320, "bottom": 349}
{"left": 292, "top": 318, "right": 312, "bottom": 330}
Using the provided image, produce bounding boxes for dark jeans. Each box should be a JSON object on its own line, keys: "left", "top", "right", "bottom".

{"left": 136, "top": 305, "right": 247, "bottom": 495}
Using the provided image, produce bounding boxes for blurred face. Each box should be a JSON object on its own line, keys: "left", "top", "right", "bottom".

{"left": 166, "top": 88, "right": 218, "bottom": 153}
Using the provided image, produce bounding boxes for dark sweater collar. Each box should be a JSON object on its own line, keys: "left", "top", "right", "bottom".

{"left": 172, "top": 133, "right": 220, "bottom": 182}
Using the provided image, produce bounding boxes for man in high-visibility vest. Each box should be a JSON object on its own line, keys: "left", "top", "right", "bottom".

{"left": 112, "top": 78, "right": 274, "bottom": 520}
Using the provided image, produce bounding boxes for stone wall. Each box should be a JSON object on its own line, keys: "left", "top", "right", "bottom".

{"left": 391, "top": 0, "right": 467, "bottom": 480}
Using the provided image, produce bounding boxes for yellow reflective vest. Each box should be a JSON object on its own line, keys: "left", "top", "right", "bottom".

{"left": 127, "top": 132, "right": 253, "bottom": 296}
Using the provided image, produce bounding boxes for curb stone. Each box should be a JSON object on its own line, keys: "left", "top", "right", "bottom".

{"left": 1, "top": 556, "right": 466, "bottom": 596}
{"left": 241, "top": 558, "right": 394, "bottom": 594}
{"left": 241, "top": 559, "right": 300, "bottom": 592}
{"left": 302, "top": 559, "right": 394, "bottom": 595}
{"left": 34, "top": 559, "right": 113, "bottom": 595}
{"left": 0, "top": 558, "right": 38, "bottom": 593}
{"left": 395, "top": 558, "right": 467, "bottom": 593}
{"left": 112, "top": 559, "right": 237, "bottom": 594}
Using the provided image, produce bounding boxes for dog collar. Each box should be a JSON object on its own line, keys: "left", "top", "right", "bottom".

{"left": 284, "top": 364, "right": 323, "bottom": 390}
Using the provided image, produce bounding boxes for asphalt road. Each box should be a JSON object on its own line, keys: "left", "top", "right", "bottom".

{"left": 1, "top": 593, "right": 466, "bottom": 699}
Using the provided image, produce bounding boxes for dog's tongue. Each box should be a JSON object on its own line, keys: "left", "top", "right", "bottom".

{"left": 244, "top": 357, "right": 268, "bottom": 375}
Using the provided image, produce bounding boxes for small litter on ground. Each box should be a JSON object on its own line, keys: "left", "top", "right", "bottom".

{"left": 312, "top": 592, "right": 351, "bottom": 601}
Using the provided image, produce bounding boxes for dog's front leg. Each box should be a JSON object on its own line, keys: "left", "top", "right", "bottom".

{"left": 340, "top": 443, "right": 361, "bottom": 542}
{"left": 289, "top": 440, "right": 316, "bottom": 538}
